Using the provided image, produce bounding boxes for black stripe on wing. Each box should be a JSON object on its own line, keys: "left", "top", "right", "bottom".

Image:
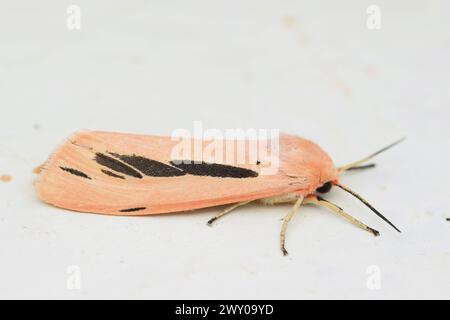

{"left": 96, "top": 152, "right": 258, "bottom": 179}
{"left": 101, "top": 169, "right": 125, "bottom": 179}
{"left": 60, "top": 167, "right": 92, "bottom": 180}
{"left": 120, "top": 207, "right": 147, "bottom": 213}
{"left": 170, "top": 160, "right": 259, "bottom": 178}
{"left": 95, "top": 153, "right": 143, "bottom": 179}
{"left": 109, "top": 153, "right": 186, "bottom": 177}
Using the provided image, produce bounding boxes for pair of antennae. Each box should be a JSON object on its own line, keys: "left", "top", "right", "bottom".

{"left": 335, "top": 137, "right": 405, "bottom": 233}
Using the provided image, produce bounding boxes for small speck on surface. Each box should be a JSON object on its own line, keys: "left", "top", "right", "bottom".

{"left": 282, "top": 15, "right": 297, "bottom": 28}
{"left": 1, "top": 175, "right": 12, "bottom": 183}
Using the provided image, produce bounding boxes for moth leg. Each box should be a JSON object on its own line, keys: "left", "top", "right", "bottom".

{"left": 207, "top": 200, "right": 253, "bottom": 226}
{"left": 280, "top": 196, "right": 304, "bottom": 256}
{"left": 307, "top": 196, "right": 380, "bottom": 236}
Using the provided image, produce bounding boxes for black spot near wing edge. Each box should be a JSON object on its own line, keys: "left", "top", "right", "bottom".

{"left": 120, "top": 207, "right": 147, "bottom": 213}
{"left": 95, "top": 153, "right": 143, "bottom": 179}
{"left": 109, "top": 153, "right": 186, "bottom": 177}
{"left": 170, "top": 160, "right": 259, "bottom": 178}
{"left": 60, "top": 167, "right": 92, "bottom": 180}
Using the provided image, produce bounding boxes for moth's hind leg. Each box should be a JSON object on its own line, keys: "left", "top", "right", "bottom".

{"left": 207, "top": 193, "right": 300, "bottom": 226}
{"left": 207, "top": 200, "right": 253, "bottom": 226}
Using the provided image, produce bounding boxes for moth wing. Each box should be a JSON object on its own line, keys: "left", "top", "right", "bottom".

{"left": 36, "top": 131, "right": 308, "bottom": 215}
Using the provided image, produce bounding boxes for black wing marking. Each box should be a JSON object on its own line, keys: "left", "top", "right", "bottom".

{"left": 60, "top": 167, "right": 92, "bottom": 180}
{"left": 95, "top": 152, "right": 258, "bottom": 179}
{"left": 169, "top": 160, "right": 258, "bottom": 178}
{"left": 120, "top": 207, "right": 147, "bottom": 213}
{"left": 109, "top": 153, "right": 186, "bottom": 177}
{"left": 101, "top": 169, "right": 125, "bottom": 179}
{"left": 95, "top": 153, "right": 143, "bottom": 179}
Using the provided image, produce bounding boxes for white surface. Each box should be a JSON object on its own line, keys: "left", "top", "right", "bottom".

{"left": 1, "top": 0, "right": 450, "bottom": 299}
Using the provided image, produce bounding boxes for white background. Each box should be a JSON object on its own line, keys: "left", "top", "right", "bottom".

{"left": 1, "top": 0, "right": 449, "bottom": 299}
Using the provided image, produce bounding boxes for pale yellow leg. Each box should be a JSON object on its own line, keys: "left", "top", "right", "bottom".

{"left": 207, "top": 200, "right": 253, "bottom": 226}
{"left": 306, "top": 196, "right": 379, "bottom": 236}
{"left": 280, "top": 196, "right": 304, "bottom": 256}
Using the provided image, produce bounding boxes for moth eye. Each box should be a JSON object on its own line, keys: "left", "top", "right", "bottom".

{"left": 316, "top": 181, "right": 332, "bottom": 193}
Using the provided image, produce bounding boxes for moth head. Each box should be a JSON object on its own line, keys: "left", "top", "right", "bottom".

{"left": 313, "top": 138, "right": 405, "bottom": 233}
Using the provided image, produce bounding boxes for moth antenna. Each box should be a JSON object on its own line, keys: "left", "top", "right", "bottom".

{"left": 335, "top": 183, "right": 401, "bottom": 233}
{"left": 346, "top": 163, "right": 376, "bottom": 171}
{"left": 339, "top": 137, "right": 405, "bottom": 172}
